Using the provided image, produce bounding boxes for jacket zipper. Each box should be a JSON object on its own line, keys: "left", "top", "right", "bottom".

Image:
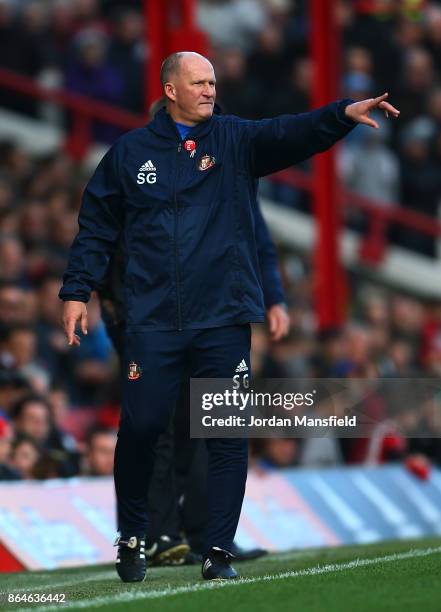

{"left": 173, "top": 142, "right": 183, "bottom": 330}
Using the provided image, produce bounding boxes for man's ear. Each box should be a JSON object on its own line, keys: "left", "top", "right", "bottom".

{"left": 164, "top": 83, "right": 176, "bottom": 102}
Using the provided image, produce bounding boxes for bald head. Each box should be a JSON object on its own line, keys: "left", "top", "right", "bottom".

{"left": 160, "top": 52, "right": 216, "bottom": 126}
{"left": 160, "top": 52, "right": 213, "bottom": 86}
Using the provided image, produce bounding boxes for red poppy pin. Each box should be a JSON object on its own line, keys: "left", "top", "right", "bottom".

{"left": 128, "top": 361, "right": 142, "bottom": 380}
{"left": 198, "top": 154, "right": 216, "bottom": 171}
{"left": 184, "top": 139, "right": 196, "bottom": 157}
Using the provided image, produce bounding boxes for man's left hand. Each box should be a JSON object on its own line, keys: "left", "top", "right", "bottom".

{"left": 345, "top": 93, "right": 400, "bottom": 129}
{"left": 267, "top": 304, "right": 290, "bottom": 342}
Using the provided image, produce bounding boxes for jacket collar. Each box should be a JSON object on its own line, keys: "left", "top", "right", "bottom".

{"left": 148, "top": 105, "right": 221, "bottom": 142}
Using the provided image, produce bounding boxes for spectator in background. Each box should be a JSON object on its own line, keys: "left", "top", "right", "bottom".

{"left": 48, "top": 207, "right": 79, "bottom": 264}
{"left": 19, "top": 201, "right": 50, "bottom": 250}
{"left": 339, "top": 114, "right": 400, "bottom": 234}
{"left": 26, "top": 154, "right": 74, "bottom": 202}
{"left": 72, "top": 0, "right": 109, "bottom": 38}
{"left": 0, "top": 369, "right": 29, "bottom": 419}
{"left": 247, "top": 20, "right": 290, "bottom": 109}
{"left": 257, "top": 55, "right": 313, "bottom": 207}
{"left": 393, "top": 46, "right": 434, "bottom": 125}
{"left": 82, "top": 427, "right": 116, "bottom": 476}
{"left": 311, "top": 327, "right": 350, "bottom": 378}
{"left": 47, "top": 386, "right": 72, "bottom": 432}
{"left": 12, "top": 395, "right": 52, "bottom": 445}
{"left": 398, "top": 117, "right": 441, "bottom": 256}
{"left": 345, "top": 45, "right": 374, "bottom": 78}
{"left": 258, "top": 438, "right": 298, "bottom": 470}
{"left": 424, "top": 4, "right": 441, "bottom": 73}
{"left": 345, "top": 323, "right": 377, "bottom": 377}
{"left": 389, "top": 295, "right": 424, "bottom": 346}
{"left": 270, "top": 56, "right": 311, "bottom": 116}
{"left": 0, "top": 141, "right": 31, "bottom": 187}
{"left": 12, "top": 394, "right": 79, "bottom": 476}
{"left": 381, "top": 337, "right": 418, "bottom": 377}
{"left": 36, "top": 274, "right": 69, "bottom": 386}
{"left": 9, "top": 434, "right": 41, "bottom": 479}
{"left": 216, "top": 48, "right": 261, "bottom": 118}
{"left": 0, "top": 324, "right": 50, "bottom": 392}
{"left": 0, "top": 0, "right": 45, "bottom": 115}
{"left": 420, "top": 301, "right": 441, "bottom": 375}
{"left": 45, "top": 0, "right": 76, "bottom": 70}
{"left": 428, "top": 86, "right": 441, "bottom": 126}
{"left": 300, "top": 394, "right": 343, "bottom": 467}
{"left": 197, "top": 0, "right": 267, "bottom": 52}
{"left": 0, "top": 283, "right": 27, "bottom": 325}
{"left": 65, "top": 29, "right": 124, "bottom": 143}
{"left": 68, "top": 295, "right": 114, "bottom": 406}
{"left": 108, "top": 8, "right": 144, "bottom": 113}
{"left": 0, "top": 234, "right": 26, "bottom": 285}
{"left": 0, "top": 174, "right": 15, "bottom": 212}
{"left": 361, "top": 289, "right": 390, "bottom": 329}
{"left": 0, "top": 415, "right": 20, "bottom": 479}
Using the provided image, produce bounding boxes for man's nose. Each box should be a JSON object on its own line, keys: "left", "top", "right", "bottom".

{"left": 202, "top": 84, "right": 214, "bottom": 97}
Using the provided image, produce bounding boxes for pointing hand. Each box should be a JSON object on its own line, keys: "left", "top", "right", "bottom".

{"left": 345, "top": 93, "right": 400, "bottom": 129}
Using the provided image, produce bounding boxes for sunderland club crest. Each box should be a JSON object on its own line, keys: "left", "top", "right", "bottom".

{"left": 198, "top": 154, "right": 216, "bottom": 171}
{"left": 128, "top": 361, "right": 142, "bottom": 380}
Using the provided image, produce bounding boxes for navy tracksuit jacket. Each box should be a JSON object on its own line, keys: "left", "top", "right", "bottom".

{"left": 97, "top": 196, "right": 286, "bottom": 331}
{"left": 59, "top": 101, "right": 355, "bottom": 328}
{"left": 59, "top": 101, "right": 356, "bottom": 552}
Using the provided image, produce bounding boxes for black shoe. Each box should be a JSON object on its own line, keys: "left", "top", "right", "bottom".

{"left": 230, "top": 541, "right": 267, "bottom": 562}
{"left": 114, "top": 536, "right": 147, "bottom": 583}
{"left": 146, "top": 535, "right": 190, "bottom": 566}
{"left": 183, "top": 550, "right": 203, "bottom": 565}
{"left": 202, "top": 547, "right": 237, "bottom": 580}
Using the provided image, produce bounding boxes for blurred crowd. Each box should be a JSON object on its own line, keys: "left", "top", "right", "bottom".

{"left": 1, "top": 0, "right": 441, "bottom": 481}
{"left": 0, "top": 1, "right": 441, "bottom": 240}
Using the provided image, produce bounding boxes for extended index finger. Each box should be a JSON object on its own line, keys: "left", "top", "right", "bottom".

{"left": 373, "top": 92, "right": 389, "bottom": 105}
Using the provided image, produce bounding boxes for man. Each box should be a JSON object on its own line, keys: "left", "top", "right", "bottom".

{"left": 97, "top": 96, "right": 288, "bottom": 567}
{"left": 98, "top": 161, "right": 288, "bottom": 565}
{"left": 83, "top": 427, "right": 117, "bottom": 476}
{"left": 60, "top": 51, "right": 399, "bottom": 582}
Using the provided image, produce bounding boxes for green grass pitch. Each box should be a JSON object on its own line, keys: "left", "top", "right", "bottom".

{"left": 1, "top": 537, "right": 441, "bottom": 612}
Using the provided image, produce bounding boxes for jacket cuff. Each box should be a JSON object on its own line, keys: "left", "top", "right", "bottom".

{"left": 264, "top": 293, "right": 287, "bottom": 310}
{"left": 58, "top": 293, "right": 89, "bottom": 303}
{"left": 336, "top": 98, "right": 357, "bottom": 126}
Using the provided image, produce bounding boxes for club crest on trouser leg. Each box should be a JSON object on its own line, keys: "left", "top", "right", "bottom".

{"left": 128, "top": 361, "right": 142, "bottom": 380}
{"left": 198, "top": 154, "right": 216, "bottom": 171}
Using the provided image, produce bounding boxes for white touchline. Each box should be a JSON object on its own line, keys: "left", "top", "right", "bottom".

{"left": 1, "top": 549, "right": 320, "bottom": 596}
{"left": 1, "top": 550, "right": 318, "bottom": 596}
{"left": 12, "top": 545, "right": 441, "bottom": 612}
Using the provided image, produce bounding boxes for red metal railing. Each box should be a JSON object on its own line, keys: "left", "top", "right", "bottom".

{"left": 0, "top": 67, "right": 145, "bottom": 160}
{"left": 271, "top": 169, "right": 441, "bottom": 264}
{"left": 272, "top": 169, "right": 441, "bottom": 238}
{"left": 0, "top": 67, "right": 440, "bottom": 267}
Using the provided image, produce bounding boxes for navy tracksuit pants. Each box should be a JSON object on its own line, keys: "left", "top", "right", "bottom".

{"left": 114, "top": 324, "right": 250, "bottom": 556}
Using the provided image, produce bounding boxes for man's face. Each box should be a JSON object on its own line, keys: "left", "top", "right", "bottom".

{"left": 17, "top": 402, "right": 50, "bottom": 443}
{"left": 11, "top": 440, "right": 39, "bottom": 479}
{"left": 87, "top": 432, "right": 116, "bottom": 476}
{"left": 166, "top": 55, "right": 216, "bottom": 124}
